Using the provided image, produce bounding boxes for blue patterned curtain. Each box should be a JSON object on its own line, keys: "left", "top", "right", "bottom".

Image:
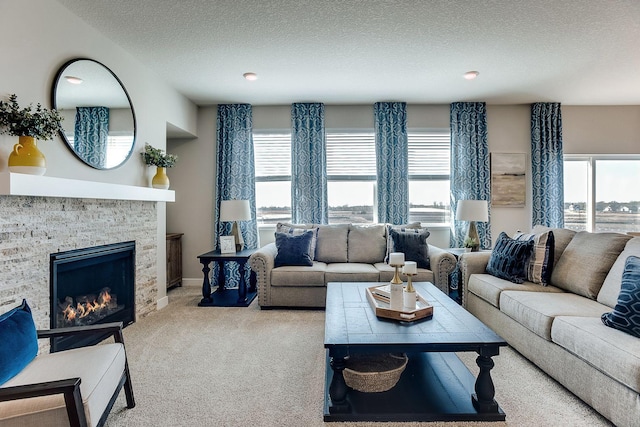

{"left": 215, "top": 104, "right": 258, "bottom": 287}
{"left": 374, "top": 102, "right": 409, "bottom": 224}
{"left": 291, "top": 103, "right": 328, "bottom": 224}
{"left": 74, "top": 106, "right": 109, "bottom": 168}
{"left": 531, "top": 103, "right": 564, "bottom": 228}
{"left": 450, "top": 102, "right": 491, "bottom": 248}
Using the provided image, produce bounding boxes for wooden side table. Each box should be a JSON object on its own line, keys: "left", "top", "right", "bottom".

{"left": 197, "top": 248, "right": 258, "bottom": 307}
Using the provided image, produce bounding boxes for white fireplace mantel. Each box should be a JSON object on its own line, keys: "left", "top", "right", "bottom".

{"left": 0, "top": 172, "right": 175, "bottom": 202}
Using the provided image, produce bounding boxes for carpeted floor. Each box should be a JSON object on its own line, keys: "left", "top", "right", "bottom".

{"left": 105, "top": 286, "right": 612, "bottom": 427}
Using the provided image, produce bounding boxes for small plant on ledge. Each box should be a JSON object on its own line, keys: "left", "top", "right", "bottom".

{"left": 463, "top": 236, "right": 479, "bottom": 249}
{"left": 141, "top": 143, "right": 178, "bottom": 168}
{"left": 0, "top": 94, "right": 64, "bottom": 140}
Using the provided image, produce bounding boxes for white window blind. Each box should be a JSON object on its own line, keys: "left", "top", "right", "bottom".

{"left": 253, "top": 132, "right": 291, "bottom": 179}
{"left": 326, "top": 132, "right": 376, "bottom": 178}
{"left": 408, "top": 131, "right": 450, "bottom": 178}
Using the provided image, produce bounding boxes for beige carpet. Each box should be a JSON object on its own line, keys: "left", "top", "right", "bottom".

{"left": 105, "top": 286, "right": 612, "bottom": 427}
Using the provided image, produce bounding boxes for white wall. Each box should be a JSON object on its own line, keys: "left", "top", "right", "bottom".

{"left": 0, "top": 0, "right": 198, "bottom": 306}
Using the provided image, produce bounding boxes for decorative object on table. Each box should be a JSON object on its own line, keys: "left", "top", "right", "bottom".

{"left": 366, "top": 284, "right": 433, "bottom": 322}
{"left": 219, "top": 235, "right": 236, "bottom": 254}
{"left": 402, "top": 261, "right": 417, "bottom": 310}
{"left": 456, "top": 199, "right": 488, "bottom": 252}
{"left": 0, "top": 94, "right": 63, "bottom": 175}
{"left": 491, "top": 153, "right": 526, "bottom": 207}
{"left": 343, "top": 353, "right": 408, "bottom": 393}
{"left": 141, "top": 143, "right": 178, "bottom": 189}
{"left": 219, "top": 199, "right": 252, "bottom": 252}
{"left": 463, "top": 236, "right": 478, "bottom": 252}
{"left": 387, "top": 252, "right": 405, "bottom": 310}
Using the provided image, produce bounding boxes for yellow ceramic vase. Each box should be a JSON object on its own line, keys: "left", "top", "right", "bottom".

{"left": 152, "top": 166, "right": 170, "bottom": 189}
{"left": 8, "top": 136, "right": 46, "bottom": 175}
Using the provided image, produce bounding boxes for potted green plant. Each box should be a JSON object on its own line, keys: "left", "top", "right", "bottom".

{"left": 141, "top": 143, "right": 178, "bottom": 189}
{"left": 0, "top": 94, "right": 64, "bottom": 175}
{"left": 463, "top": 236, "right": 479, "bottom": 252}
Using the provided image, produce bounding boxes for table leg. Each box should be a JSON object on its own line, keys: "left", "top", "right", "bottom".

{"left": 328, "top": 355, "right": 350, "bottom": 414}
{"left": 199, "top": 260, "right": 213, "bottom": 305}
{"left": 472, "top": 350, "right": 499, "bottom": 413}
{"left": 216, "top": 260, "right": 225, "bottom": 292}
{"left": 237, "top": 259, "right": 248, "bottom": 304}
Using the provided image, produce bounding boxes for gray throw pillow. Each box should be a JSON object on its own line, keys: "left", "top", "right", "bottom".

{"left": 389, "top": 228, "right": 430, "bottom": 269}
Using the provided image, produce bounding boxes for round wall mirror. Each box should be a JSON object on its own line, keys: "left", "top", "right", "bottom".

{"left": 52, "top": 58, "right": 136, "bottom": 169}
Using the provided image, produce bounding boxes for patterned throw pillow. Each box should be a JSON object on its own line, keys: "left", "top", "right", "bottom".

{"left": 601, "top": 256, "right": 640, "bottom": 338}
{"left": 0, "top": 299, "right": 38, "bottom": 385}
{"left": 514, "top": 230, "right": 555, "bottom": 285}
{"left": 486, "top": 232, "right": 534, "bottom": 284}
{"left": 384, "top": 222, "right": 423, "bottom": 263}
{"left": 276, "top": 223, "right": 319, "bottom": 260}
{"left": 274, "top": 231, "right": 314, "bottom": 267}
{"left": 389, "top": 228, "right": 431, "bottom": 269}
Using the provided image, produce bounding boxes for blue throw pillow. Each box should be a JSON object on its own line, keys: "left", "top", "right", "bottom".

{"left": 389, "top": 228, "right": 431, "bottom": 269}
{"left": 274, "top": 231, "right": 314, "bottom": 267}
{"left": 486, "top": 232, "right": 534, "bottom": 284}
{"left": 0, "top": 299, "right": 38, "bottom": 385}
{"left": 601, "top": 256, "right": 640, "bottom": 338}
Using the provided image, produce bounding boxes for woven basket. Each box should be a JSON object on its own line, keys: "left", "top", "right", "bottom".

{"left": 343, "top": 353, "right": 408, "bottom": 393}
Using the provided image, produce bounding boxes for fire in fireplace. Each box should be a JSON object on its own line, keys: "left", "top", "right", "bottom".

{"left": 50, "top": 241, "right": 136, "bottom": 351}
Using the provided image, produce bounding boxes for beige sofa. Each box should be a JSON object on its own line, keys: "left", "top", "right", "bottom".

{"left": 459, "top": 226, "right": 640, "bottom": 427}
{"left": 249, "top": 223, "right": 457, "bottom": 308}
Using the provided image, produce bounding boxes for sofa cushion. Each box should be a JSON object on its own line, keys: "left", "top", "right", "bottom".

{"left": 315, "top": 224, "right": 350, "bottom": 263}
{"left": 325, "top": 263, "right": 380, "bottom": 283}
{"left": 347, "top": 224, "right": 387, "bottom": 264}
{"left": 550, "top": 231, "right": 632, "bottom": 299}
{"left": 532, "top": 225, "right": 576, "bottom": 268}
{"left": 598, "top": 237, "right": 640, "bottom": 308}
{"left": 389, "top": 228, "right": 430, "bottom": 269}
{"left": 514, "top": 230, "right": 555, "bottom": 285}
{"left": 551, "top": 315, "right": 640, "bottom": 394}
{"left": 271, "top": 262, "right": 327, "bottom": 287}
{"left": 486, "top": 232, "right": 533, "bottom": 284}
{"left": 276, "top": 222, "right": 319, "bottom": 260}
{"left": 601, "top": 255, "right": 640, "bottom": 338}
{"left": 274, "top": 231, "right": 314, "bottom": 267}
{"left": 499, "top": 291, "right": 609, "bottom": 340}
{"left": 468, "top": 274, "right": 565, "bottom": 308}
{"left": 0, "top": 299, "right": 38, "bottom": 386}
{"left": 374, "top": 263, "right": 434, "bottom": 284}
{"left": 384, "top": 222, "right": 422, "bottom": 262}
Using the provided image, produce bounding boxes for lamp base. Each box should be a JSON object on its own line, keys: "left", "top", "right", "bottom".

{"left": 231, "top": 221, "right": 245, "bottom": 252}
{"left": 467, "top": 221, "right": 480, "bottom": 252}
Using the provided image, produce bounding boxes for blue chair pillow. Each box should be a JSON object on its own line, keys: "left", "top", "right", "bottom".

{"left": 486, "top": 232, "right": 534, "bottom": 284}
{"left": 389, "top": 228, "right": 431, "bottom": 269}
{"left": 601, "top": 256, "right": 640, "bottom": 338}
{"left": 0, "top": 299, "right": 38, "bottom": 385}
{"left": 274, "top": 230, "right": 314, "bottom": 267}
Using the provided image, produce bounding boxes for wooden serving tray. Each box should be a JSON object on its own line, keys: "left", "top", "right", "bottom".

{"left": 366, "top": 285, "right": 433, "bottom": 322}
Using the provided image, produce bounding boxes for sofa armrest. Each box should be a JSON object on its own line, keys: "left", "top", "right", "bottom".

{"left": 427, "top": 245, "right": 457, "bottom": 294}
{"left": 458, "top": 251, "right": 492, "bottom": 307}
{"left": 249, "top": 243, "right": 278, "bottom": 307}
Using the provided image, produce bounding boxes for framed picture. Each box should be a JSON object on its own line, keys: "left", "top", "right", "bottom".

{"left": 491, "top": 153, "right": 526, "bottom": 207}
{"left": 219, "top": 236, "right": 236, "bottom": 254}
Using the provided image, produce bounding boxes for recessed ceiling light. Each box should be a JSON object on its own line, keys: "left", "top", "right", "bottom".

{"left": 463, "top": 71, "right": 479, "bottom": 80}
{"left": 243, "top": 72, "right": 258, "bottom": 81}
{"left": 64, "top": 76, "right": 83, "bottom": 84}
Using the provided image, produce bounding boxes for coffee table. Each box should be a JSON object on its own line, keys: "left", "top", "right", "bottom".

{"left": 324, "top": 281, "right": 507, "bottom": 422}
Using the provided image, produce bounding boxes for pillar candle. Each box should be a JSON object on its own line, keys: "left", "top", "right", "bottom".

{"left": 389, "top": 252, "right": 405, "bottom": 265}
{"left": 402, "top": 261, "right": 417, "bottom": 275}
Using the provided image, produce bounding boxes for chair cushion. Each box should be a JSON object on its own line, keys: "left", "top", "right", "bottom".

{"left": 514, "top": 230, "right": 555, "bottom": 285}
{"left": 468, "top": 273, "right": 565, "bottom": 308}
{"left": 276, "top": 223, "right": 319, "bottom": 260}
{"left": 274, "top": 231, "right": 314, "bottom": 267}
{"left": 601, "top": 255, "right": 640, "bottom": 338}
{"left": 347, "top": 224, "right": 387, "bottom": 264}
{"left": 486, "top": 232, "right": 533, "bottom": 284}
{"left": 389, "top": 228, "right": 431, "bottom": 269}
{"left": 315, "top": 224, "right": 350, "bottom": 263}
{"left": 0, "top": 343, "right": 126, "bottom": 427}
{"left": 598, "top": 237, "right": 640, "bottom": 308}
{"left": 271, "top": 262, "right": 327, "bottom": 287}
{"left": 375, "top": 263, "right": 434, "bottom": 283}
{"left": 550, "top": 231, "right": 632, "bottom": 299}
{"left": 325, "top": 263, "right": 380, "bottom": 283}
{"left": 0, "top": 299, "right": 37, "bottom": 386}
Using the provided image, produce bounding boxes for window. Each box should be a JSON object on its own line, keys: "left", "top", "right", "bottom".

{"left": 564, "top": 156, "right": 640, "bottom": 233}
{"left": 408, "top": 130, "right": 451, "bottom": 225}
{"left": 253, "top": 132, "right": 292, "bottom": 225}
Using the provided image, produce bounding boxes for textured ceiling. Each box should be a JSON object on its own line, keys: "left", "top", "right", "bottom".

{"left": 56, "top": 0, "right": 640, "bottom": 106}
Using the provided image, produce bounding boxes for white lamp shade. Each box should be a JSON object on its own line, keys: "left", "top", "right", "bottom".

{"left": 455, "top": 200, "right": 488, "bottom": 222}
{"left": 219, "top": 200, "right": 251, "bottom": 222}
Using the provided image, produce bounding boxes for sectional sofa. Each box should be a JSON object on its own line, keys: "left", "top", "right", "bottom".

{"left": 459, "top": 226, "right": 640, "bottom": 427}
{"left": 249, "top": 223, "right": 457, "bottom": 308}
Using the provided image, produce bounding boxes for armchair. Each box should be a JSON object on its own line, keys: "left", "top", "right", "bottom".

{"left": 0, "top": 319, "right": 135, "bottom": 427}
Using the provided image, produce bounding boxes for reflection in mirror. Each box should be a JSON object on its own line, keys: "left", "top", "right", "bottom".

{"left": 52, "top": 58, "right": 136, "bottom": 169}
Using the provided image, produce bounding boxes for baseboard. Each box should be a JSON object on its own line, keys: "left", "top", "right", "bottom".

{"left": 157, "top": 296, "right": 169, "bottom": 310}
{"left": 181, "top": 278, "right": 201, "bottom": 287}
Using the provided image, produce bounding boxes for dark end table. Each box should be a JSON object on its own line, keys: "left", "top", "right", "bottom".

{"left": 197, "top": 248, "right": 257, "bottom": 307}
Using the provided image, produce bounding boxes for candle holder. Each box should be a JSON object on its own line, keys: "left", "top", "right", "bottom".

{"left": 404, "top": 273, "right": 416, "bottom": 293}
{"left": 390, "top": 263, "right": 404, "bottom": 284}
{"left": 403, "top": 273, "right": 417, "bottom": 310}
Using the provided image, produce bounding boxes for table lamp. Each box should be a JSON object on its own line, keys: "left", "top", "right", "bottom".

{"left": 220, "top": 199, "right": 251, "bottom": 252}
{"left": 455, "top": 200, "right": 488, "bottom": 251}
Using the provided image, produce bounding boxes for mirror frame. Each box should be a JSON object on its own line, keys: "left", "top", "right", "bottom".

{"left": 51, "top": 58, "right": 137, "bottom": 170}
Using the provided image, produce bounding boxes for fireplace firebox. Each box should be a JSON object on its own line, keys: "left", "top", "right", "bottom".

{"left": 50, "top": 241, "right": 135, "bottom": 352}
